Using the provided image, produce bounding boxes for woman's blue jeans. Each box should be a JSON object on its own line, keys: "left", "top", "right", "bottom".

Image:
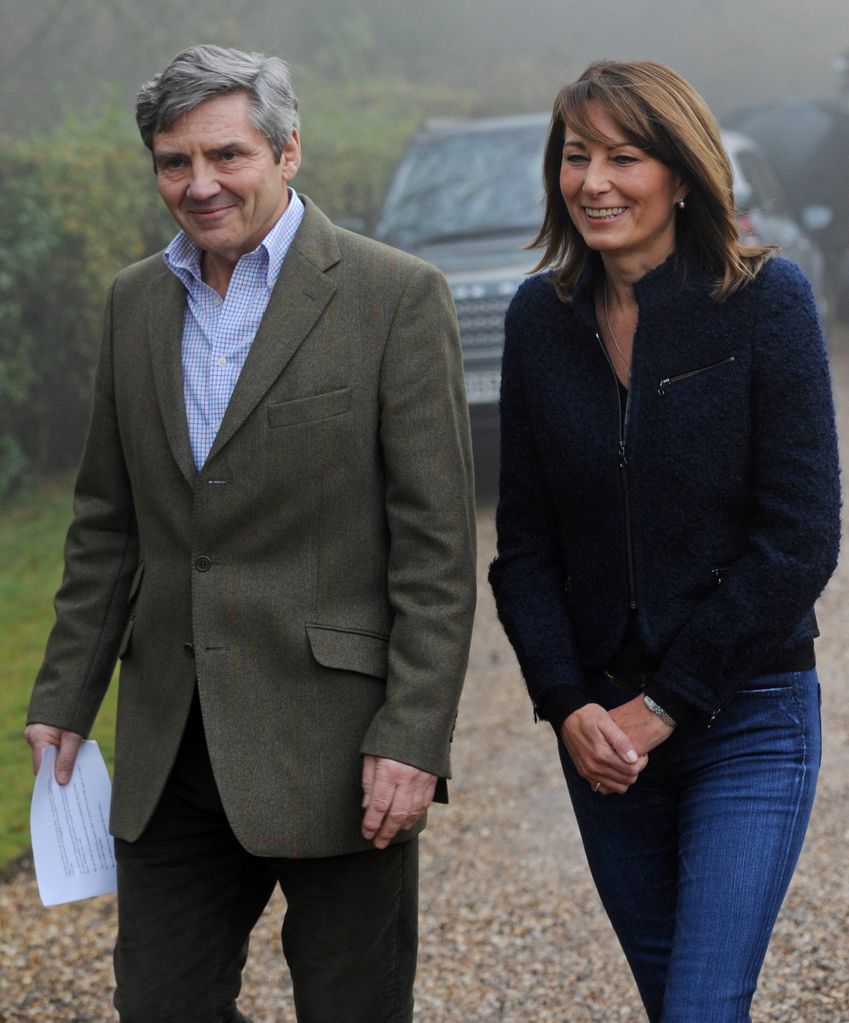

{"left": 559, "top": 668, "right": 821, "bottom": 1023}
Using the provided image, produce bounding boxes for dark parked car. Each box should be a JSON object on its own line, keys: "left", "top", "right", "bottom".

{"left": 727, "top": 100, "right": 849, "bottom": 321}
{"left": 722, "top": 129, "right": 828, "bottom": 322}
{"left": 372, "top": 114, "right": 829, "bottom": 477}
{"left": 372, "top": 113, "right": 547, "bottom": 477}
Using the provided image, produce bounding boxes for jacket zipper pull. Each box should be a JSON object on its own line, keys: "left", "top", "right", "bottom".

{"left": 618, "top": 440, "right": 628, "bottom": 468}
{"left": 707, "top": 699, "right": 728, "bottom": 728}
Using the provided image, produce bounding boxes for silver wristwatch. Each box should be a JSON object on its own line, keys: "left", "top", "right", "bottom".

{"left": 644, "top": 693, "right": 677, "bottom": 729}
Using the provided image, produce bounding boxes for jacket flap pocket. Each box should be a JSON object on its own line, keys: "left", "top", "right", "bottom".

{"left": 268, "top": 388, "right": 351, "bottom": 429}
{"left": 305, "top": 624, "right": 389, "bottom": 679}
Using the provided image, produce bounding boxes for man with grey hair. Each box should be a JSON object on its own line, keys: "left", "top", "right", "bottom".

{"left": 25, "top": 44, "right": 476, "bottom": 1022}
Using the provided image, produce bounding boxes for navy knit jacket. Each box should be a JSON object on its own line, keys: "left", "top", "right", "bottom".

{"left": 489, "top": 251, "right": 841, "bottom": 726}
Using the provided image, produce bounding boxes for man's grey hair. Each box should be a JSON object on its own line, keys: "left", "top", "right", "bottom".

{"left": 136, "top": 45, "right": 300, "bottom": 163}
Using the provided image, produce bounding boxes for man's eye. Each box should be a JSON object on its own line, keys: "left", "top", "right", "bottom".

{"left": 220, "top": 151, "right": 237, "bottom": 162}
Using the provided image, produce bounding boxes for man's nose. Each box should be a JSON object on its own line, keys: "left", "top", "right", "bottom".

{"left": 185, "top": 162, "right": 221, "bottom": 202}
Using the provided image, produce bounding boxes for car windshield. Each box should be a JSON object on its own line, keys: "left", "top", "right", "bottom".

{"left": 373, "top": 122, "right": 547, "bottom": 248}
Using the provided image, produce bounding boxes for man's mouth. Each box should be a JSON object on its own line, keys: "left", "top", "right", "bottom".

{"left": 185, "top": 204, "right": 235, "bottom": 217}
{"left": 584, "top": 206, "right": 627, "bottom": 220}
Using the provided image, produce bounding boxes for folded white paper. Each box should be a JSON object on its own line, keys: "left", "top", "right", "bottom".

{"left": 30, "top": 740, "right": 117, "bottom": 906}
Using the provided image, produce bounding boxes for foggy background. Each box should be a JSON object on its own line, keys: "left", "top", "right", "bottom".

{"left": 2, "top": 0, "right": 848, "bottom": 134}
{"left": 0, "top": 0, "right": 847, "bottom": 491}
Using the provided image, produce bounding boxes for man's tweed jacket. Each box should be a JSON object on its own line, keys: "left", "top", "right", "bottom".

{"left": 29, "top": 197, "right": 477, "bottom": 858}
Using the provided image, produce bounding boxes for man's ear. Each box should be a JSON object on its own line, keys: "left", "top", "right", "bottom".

{"left": 281, "top": 129, "right": 301, "bottom": 182}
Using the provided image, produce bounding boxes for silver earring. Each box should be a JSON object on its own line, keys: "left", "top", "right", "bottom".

{"left": 678, "top": 199, "right": 686, "bottom": 210}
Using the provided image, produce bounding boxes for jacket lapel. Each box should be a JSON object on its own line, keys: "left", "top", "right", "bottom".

{"left": 147, "top": 271, "right": 197, "bottom": 485}
{"left": 206, "top": 199, "right": 339, "bottom": 464}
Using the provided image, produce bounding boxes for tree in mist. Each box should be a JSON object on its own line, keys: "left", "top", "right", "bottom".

{"left": 0, "top": 108, "right": 171, "bottom": 493}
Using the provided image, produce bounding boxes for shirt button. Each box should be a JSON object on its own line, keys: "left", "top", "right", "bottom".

{"left": 217, "top": 357, "right": 226, "bottom": 367}
{"left": 195, "top": 556, "right": 212, "bottom": 572}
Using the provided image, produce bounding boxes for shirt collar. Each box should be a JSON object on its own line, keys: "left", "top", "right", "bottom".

{"left": 162, "top": 187, "right": 305, "bottom": 291}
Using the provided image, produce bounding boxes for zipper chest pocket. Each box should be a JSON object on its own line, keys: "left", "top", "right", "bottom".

{"left": 657, "top": 355, "right": 736, "bottom": 396}
{"left": 711, "top": 564, "right": 733, "bottom": 587}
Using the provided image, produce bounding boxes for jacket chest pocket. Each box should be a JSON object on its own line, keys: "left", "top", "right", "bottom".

{"left": 648, "top": 352, "right": 749, "bottom": 493}
{"left": 656, "top": 355, "right": 736, "bottom": 396}
{"left": 267, "top": 387, "right": 352, "bottom": 428}
{"left": 267, "top": 388, "right": 353, "bottom": 474}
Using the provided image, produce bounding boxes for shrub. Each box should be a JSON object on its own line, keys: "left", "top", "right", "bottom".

{"left": 0, "top": 109, "right": 171, "bottom": 495}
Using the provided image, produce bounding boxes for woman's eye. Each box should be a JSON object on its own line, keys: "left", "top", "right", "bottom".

{"left": 564, "top": 154, "right": 587, "bottom": 165}
{"left": 613, "top": 154, "right": 639, "bottom": 165}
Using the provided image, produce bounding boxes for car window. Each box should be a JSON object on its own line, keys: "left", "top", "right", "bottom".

{"left": 732, "top": 149, "right": 789, "bottom": 216}
{"left": 373, "top": 123, "right": 547, "bottom": 247}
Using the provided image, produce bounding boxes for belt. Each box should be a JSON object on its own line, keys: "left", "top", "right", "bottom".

{"left": 602, "top": 669, "right": 652, "bottom": 693}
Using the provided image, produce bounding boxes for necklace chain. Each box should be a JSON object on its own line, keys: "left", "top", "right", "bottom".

{"left": 603, "top": 280, "right": 631, "bottom": 372}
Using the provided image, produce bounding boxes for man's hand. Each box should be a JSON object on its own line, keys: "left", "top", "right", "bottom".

{"left": 361, "top": 755, "right": 438, "bottom": 849}
{"left": 24, "top": 724, "right": 84, "bottom": 785}
{"left": 560, "top": 703, "right": 649, "bottom": 795}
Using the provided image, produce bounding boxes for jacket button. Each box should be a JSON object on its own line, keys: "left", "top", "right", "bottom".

{"left": 195, "top": 556, "right": 212, "bottom": 572}
{"left": 183, "top": 643, "right": 195, "bottom": 658}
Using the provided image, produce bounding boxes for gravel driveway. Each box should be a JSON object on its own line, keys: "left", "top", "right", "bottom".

{"left": 3, "top": 336, "right": 849, "bottom": 1023}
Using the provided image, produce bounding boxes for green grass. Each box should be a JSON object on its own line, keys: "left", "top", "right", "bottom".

{"left": 0, "top": 478, "right": 118, "bottom": 870}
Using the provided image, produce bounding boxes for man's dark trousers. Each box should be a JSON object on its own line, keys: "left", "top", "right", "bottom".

{"left": 113, "top": 695, "right": 418, "bottom": 1023}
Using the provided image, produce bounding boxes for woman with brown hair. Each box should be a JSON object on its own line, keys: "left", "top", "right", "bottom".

{"left": 489, "top": 60, "right": 840, "bottom": 1021}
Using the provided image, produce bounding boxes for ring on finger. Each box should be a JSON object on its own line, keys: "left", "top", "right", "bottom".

{"left": 592, "top": 781, "right": 602, "bottom": 792}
